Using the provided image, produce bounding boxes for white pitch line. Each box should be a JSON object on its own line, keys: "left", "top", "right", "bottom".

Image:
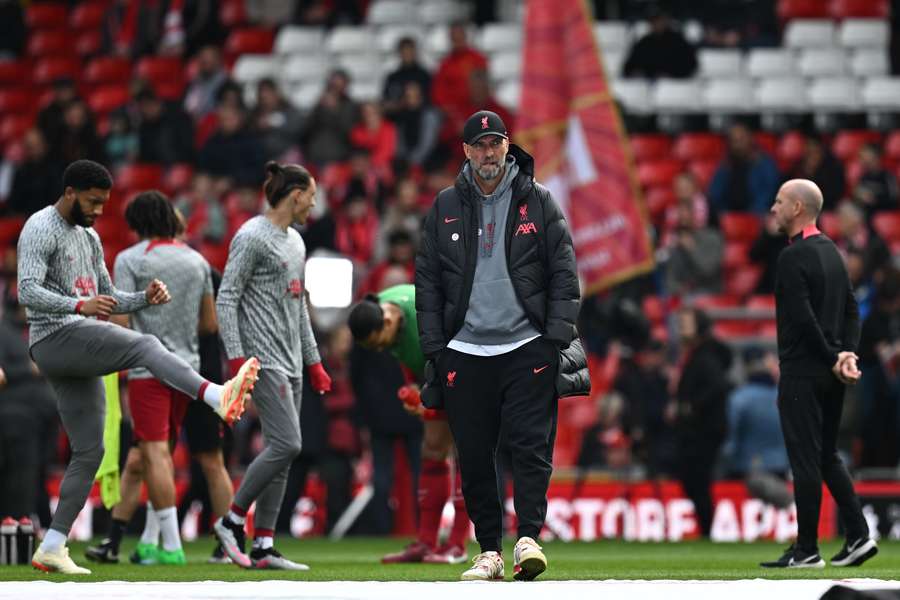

{"left": 2, "top": 579, "right": 900, "bottom": 600}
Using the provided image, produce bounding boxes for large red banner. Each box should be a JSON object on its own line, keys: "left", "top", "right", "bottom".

{"left": 516, "top": 0, "right": 655, "bottom": 294}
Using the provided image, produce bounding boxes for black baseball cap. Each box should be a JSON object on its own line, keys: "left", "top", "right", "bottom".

{"left": 463, "top": 110, "right": 508, "bottom": 145}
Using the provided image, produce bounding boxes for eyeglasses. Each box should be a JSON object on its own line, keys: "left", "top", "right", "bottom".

{"left": 469, "top": 138, "right": 505, "bottom": 152}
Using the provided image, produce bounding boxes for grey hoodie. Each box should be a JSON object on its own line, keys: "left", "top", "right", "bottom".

{"left": 449, "top": 156, "right": 541, "bottom": 348}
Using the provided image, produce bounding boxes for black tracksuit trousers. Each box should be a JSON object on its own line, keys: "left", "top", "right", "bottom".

{"left": 778, "top": 374, "right": 869, "bottom": 553}
{"left": 440, "top": 337, "right": 559, "bottom": 553}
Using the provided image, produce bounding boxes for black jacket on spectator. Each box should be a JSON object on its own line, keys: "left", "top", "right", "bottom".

{"left": 138, "top": 102, "right": 195, "bottom": 165}
{"left": 198, "top": 126, "right": 265, "bottom": 186}
{"left": 7, "top": 157, "right": 65, "bottom": 216}
{"left": 676, "top": 336, "right": 732, "bottom": 447}
{"left": 415, "top": 144, "right": 589, "bottom": 397}
{"left": 622, "top": 29, "right": 697, "bottom": 79}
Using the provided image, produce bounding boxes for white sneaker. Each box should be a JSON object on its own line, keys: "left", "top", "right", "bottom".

{"left": 513, "top": 536, "right": 547, "bottom": 581}
{"left": 217, "top": 358, "right": 260, "bottom": 424}
{"left": 460, "top": 551, "right": 504, "bottom": 581}
{"left": 32, "top": 546, "right": 92, "bottom": 575}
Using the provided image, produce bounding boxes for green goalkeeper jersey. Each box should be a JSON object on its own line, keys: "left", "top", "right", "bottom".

{"left": 378, "top": 284, "right": 425, "bottom": 379}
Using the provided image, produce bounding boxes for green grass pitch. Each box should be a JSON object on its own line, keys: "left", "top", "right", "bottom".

{"left": 0, "top": 537, "right": 897, "bottom": 582}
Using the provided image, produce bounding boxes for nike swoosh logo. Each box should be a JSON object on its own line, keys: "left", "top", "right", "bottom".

{"left": 533, "top": 365, "right": 548, "bottom": 374}
{"left": 444, "top": 217, "right": 459, "bottom": 223}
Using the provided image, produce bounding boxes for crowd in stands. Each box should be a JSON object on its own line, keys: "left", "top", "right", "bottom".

{"left": 0, "top": 0, "right": 898, "bottom": 538}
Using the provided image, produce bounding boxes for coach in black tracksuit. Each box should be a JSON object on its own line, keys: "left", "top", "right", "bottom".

{"left": 761, "top": 179, "right": 877, "bottom": 569}
{"left": 415, "top": 111, "right": 589, "bottom": 581}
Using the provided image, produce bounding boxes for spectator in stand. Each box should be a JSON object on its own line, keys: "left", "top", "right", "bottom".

{"left": 853, "top": 143, "right": 899, "bottom": 218}
{"left": 381, "top": 37, "right": 431, "bottom": 119}
{"left": 663, "top": 194, "right": 723, "bottom": 297}
{"left": 439, "top": 69, "right": 514, "bottom": 165}
{"left": 362, "top": 229, "right": 417, "bottom": 295}
{"left": 175, "top": 172, "right": 228, "bottom": 244}
{"left": 184, "top": 45, "right": 228, "bottom": 121}
{"left": 722, "top": 347, "right": 789, "bottom": 479}
{"left": 661, "top": 172, "right": 711, "bottom": 247}
{"left": 251, "top": 78, "right": 303, "bottom": 161}
{"left": 394, "top": 81, "right": 443, "bottom": 169}
{"left": 6, "top": 130, "right": 65, "bottom": 217}
{"left": 0, "top": 0, "right": 25, "bottom": 59}
{"left": 788, "top": 135, "right": 845, "bottom": 212}
{"left": 708, "top": 122, "right": 780, "bottom": 214}
{"left": 101, "top": 0, "right": 167, "bottom": 59}
{"left": 622, "top": 5, "right": 697, "bottom": 79}
{"left": 857, "top": 268, "right": 900, "bottom": 467}
{"left": 335, "top": 182, "right": 379, "bottom": 267}
{"left": 57, "top": 100, "right": 106, "bottom": 165}
{"left": 349, "top": 102, "right": 397, "bottom": 176}
{"left": 301, "top": 70, "right": 359, "bottom": 168}
{"left": 749, "top": 212, "right": 788, "bottom": 294}
{"left": 37, "top": 78, "right": 79, "bottom": 154}
{"left": 181, "top": 0, "right": 226, "bottom": 57}
{"left": 611, "top": 338, "right": 677, "bottom": 477}
{"left": 846, "top": 247, "right": 875, "bottom": 322}
{"left": 835, "top": 200, "right": 892, "bottom": 285}
{"left": 291, "top": 0, "right": 363, "bottom": 27}
{"left": 345, "top": 147, "right": 389, "bottom": 212}
{"left": 383, "top": 37, "right": 432, "bottom": 119}
{"left": 194, "top": 79, "right": 245, "bottom": 150}
{"left": 576, "top": 392, "right": 633, "bottom": 473}
{"left": 135, "top": 88, "right": 195, "bottom": 165}
{"left": 377, "top": 177, "right": 424, "bottom": 260}
{"left": 198, "top": 103, "right": 265, "bottom": 187}
{"left": 673, "top": 306, "right": 732, "bottom": 538}
{"left": 104, "top": 112, "right": 139, "bottom": 170}
{"left": 431, "top": 23, "right": 488, "bottom": 118}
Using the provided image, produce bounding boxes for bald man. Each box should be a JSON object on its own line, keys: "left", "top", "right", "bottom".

{"left": 760, "top": 179, "right": 877, "bottom": 569}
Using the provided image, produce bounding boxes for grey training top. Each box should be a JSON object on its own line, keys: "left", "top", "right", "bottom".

{"left": 17, "top": 205, "right": 149, "bottom": 347}
{"left": 217, "top": 215, "right": 321, "bottom": 377}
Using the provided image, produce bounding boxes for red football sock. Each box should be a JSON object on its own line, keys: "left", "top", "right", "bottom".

{"left": 449, "top": 468, "right": 471, "bottom": 548}
{"left": 417, "top": 459, "right": 450, "bottom": 548}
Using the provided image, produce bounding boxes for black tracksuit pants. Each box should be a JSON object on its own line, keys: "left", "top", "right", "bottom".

{"left": 778, "top": 374, "right": 869, "bottom": 553}
{"left": 440, "top": 337, "right": 559, "bottom": 553}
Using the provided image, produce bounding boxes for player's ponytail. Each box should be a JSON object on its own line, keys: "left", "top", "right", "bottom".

{"left": 263, "top": 160, "right": 313, "bottom": 207}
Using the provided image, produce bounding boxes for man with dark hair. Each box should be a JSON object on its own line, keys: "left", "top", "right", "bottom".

{"left": 17, "top": 160, "right": 260, "bottom": 574}
{"left": 382, "top": 36, "right": 432, "bottom": 119}
{"left": 761, "top": 179, "right": 877, "bottom": 569}
{"left": 348, "top": 284, "right": 471, "bottom": 565}
{"left": 85, "top": 190, "right": 218, "bottom": 566}
{"left": 415, "top": 111, "right": 590, "bottom": 581}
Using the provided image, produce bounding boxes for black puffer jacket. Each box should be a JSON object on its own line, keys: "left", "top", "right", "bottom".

{"left": 415, "top": 144, "right": 590, "bottom": 398}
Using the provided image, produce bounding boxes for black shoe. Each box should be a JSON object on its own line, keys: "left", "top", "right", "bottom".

{"left": 85, "top": 538, "right": 119, "bottom": 564}
{"left": 831, "top": 537, "right": 878, "bottom": 567}
{"left": 760, "top": 545, "right": 825, "bottom": 568}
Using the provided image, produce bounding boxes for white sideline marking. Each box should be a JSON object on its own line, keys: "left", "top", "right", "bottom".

{"left": 2, "top": 579, "right": 900, "bottom": 600}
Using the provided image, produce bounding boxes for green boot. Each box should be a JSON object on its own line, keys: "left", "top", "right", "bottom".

{"left": 130, "top": 542, "right": 159, "bottom": 565}
{"left": 156, "top": 548, "right": 187, "bottom": 565}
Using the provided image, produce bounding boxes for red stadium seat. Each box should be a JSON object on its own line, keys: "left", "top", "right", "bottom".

{"left": 720, "top": 212, "right": 762, "bottom": 243}
{"left": 75, "top": 30, "right": 102, "bottom": 57}
{"left": 220, "top": 0, "right": 247, "bottom": 28}
{"left": 642, "top": 295, "right": 665, "bottom": 324}
{"left": 33, "top": 57, "right": 80, "bottom": 86}
{"left": 777, "top": 0, "right": 829, "bottom": 20}
{"left": 199, "top": 242, "right": 229, "bottom": 272}
{"left": 725, "top": 266, "right": 762, "bottom": 298}
{"left": 26, "top": 3, "right": 68, "bottom": 29}
{"left": 818, "top": 211, "right": 840, "bottom": 238}
{"left": 637, "top": 159, "right": 682, "bottom": 188}
{"left": 829, "top": 0, "right": 889, "bottom": 18}
{"left": 27, "top": 30, "right": 71, "bottom": 57}
{"left": 163, "top": 163, "right": 194, "bottom": 195}
{"left": 753, "top": 132, "right": 779, "bottom": 157}
{"left": 70, "top": 2, "right": 107, "bottom": 30}
{"left": 0, "top": 61, "right": 30, "bottom": 87}
{"left": 644, "top": 185, "right": 676, "bottom": 220}
{"left": 831, "top": 130, "right": 881, "bottom": 163}
{"left": 714, "top": 320, "right": 763, "bottom": 338}
{"left": 846, "top": 159, "right": 864, "bottom": 189}
{"left": 117, "top": 164, "right": 164, "bottom": 191}
{"left": 693, "top": 294, "right": 740, "bottom": 310}
{"left": 688, "top": 159, "right": 718, "bottom": 189}
{"left": 0, "top": 89, "right": 36, "bottom": 115}
{"left": 629, "top": 134, "right": 672, "bottom": 162}
{"left": 87, "top": 85, "right": 130, "bottom": 117}
{"left": 84, "top": 57, "right": 132, "bottom": 86}
{"left": 747, "top": 295, "right": 776, "bottom": 310}
{"left": 134, "top": 57, "right": 186, "bottom": 100}
{"left": 0, "top": 114, "right": 34, "bottom": 148}
{"left": 885, "top": 131, "right": 900, "bottom": 168}
{"left": 776, "top": 131, "right": 806, "bottom": 171}
{"left": 673, "top": 133, "right": 725, "bottom": 162}
{"left": 872, "top": 211, "right": 900, "bottom": 242}
{"left": 225, "top": 28, "right": 275, "bottom": 58}
{"left": 723, "top": 242, "right": 751, "bottom": 270}
{"left": 0, "top": 216, "right": 25, "bottom": 247}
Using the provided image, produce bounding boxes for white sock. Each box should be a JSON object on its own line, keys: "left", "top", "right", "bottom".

{"left": 39, "top": 528, "right": 67, "bottom": 552}
{"left": 227, "top": 510, "right": 245, "bottom": 525}
{"left": 140, "top": 502, "right": 160, "bottom": 545}
{"left": 253, "top": 536, "right": 273, "bottom": 550}
{"left": 203, "top": 383, "right": 224, "bottom": 410}
{"left": 156, "top": 506, "right": 182, "bottom": 552}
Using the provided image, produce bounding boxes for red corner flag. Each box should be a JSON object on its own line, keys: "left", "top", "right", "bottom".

{"left": 515, "top": 0, "right": 654, "bottom": 294}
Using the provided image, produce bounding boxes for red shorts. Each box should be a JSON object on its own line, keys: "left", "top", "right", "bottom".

{"left": 128, "top": 378, "right": 190, "bottom": 442}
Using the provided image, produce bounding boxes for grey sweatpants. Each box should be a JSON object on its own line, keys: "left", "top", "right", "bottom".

{"left": 31, "top": 320, "right": 207, "bottom": 536}
{"left": 232, "top": 369, "right": 302, "bottom": 532}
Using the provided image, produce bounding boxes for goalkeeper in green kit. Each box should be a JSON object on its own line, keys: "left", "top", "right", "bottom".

{"left": 348, "top": 284, "right": 471, "bottom": 564}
